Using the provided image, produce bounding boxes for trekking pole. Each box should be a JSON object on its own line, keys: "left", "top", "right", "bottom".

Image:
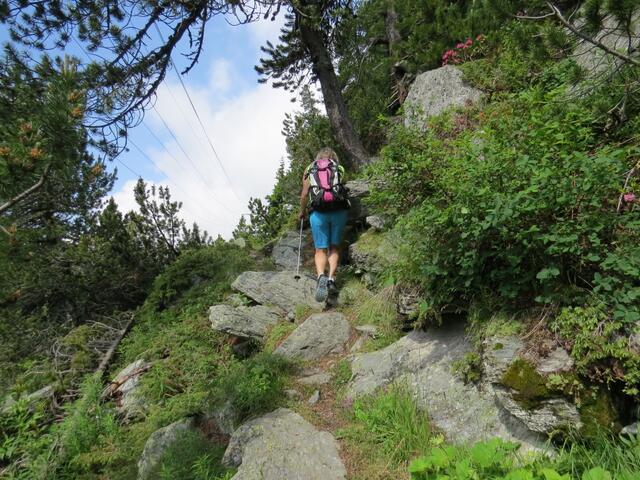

{"left": 294, "top": 217, "right": 303, "bottom": 280}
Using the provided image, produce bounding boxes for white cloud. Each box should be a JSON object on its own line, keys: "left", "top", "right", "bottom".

{"left": 111, "top": 73, "right": 293, "bottom": 239}
{"left": 208, "top": 58, "right": 234, "bottom": 93}
{"left": 246, "top": 12, "right": 286, "bottom": 47}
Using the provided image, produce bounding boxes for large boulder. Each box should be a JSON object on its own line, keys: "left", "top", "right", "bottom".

{"left": 222, "top": 408, "right": 346, "bottom": 480}
{"left": 231, "top": 271, "right": 324, "bottom": 314}
{"left": 345, "top": 179, "right": 370, "bottom": 222}
{"left": 404, "top": 65, "right": 483, "bottom": 129}
{"left": 209, "top": 304, "right": 281, "bottom": 340}
{"left": 2, "top": 384, "right": 55, "bottom": 413}
{"left": 275, "top": 312, "right": 350, "bottom": 361}
{"left": 348, "top": 230, "right": 398, "bottom": 276}
{"left": 272, "top": 230, "right": 313, "bottom": 271}
{"left": 138, "top": 418, "right": 196, "bottom": 480}
{"left": 347, "top": 324, "right": 544, "bottom": 451}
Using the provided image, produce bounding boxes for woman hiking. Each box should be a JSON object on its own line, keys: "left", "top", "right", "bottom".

{"left": 298, "top": 147, "right": 350, "bottom": 302}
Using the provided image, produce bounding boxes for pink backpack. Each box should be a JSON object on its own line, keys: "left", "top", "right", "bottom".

{"left": 308, "top": 158, "right": 349, "bottom": 211}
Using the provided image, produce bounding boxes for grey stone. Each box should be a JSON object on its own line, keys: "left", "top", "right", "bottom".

{"left": 209, "top": 304, "right": 281, "bottom": 340}
{"left": 536, "top": 347, "right": 574, "bottom": 374}
{"left": 366, "top": 215, "right": 386, "bottom": 231}
{"left": 482, "top": 337, "right": 581, "bottom": 434}
{"left": 272, "top": 230, "right": 312, "bottom": 271}
{"left": 355, "top": 325, "right": 379, "bottom": 337}
{"left": 350, "top": 335, "right": 368, "bottom": 353}
{"left": 232, "top": 271, "right": 324, "bottom": 314}
{"left": 2, "top": 384, "right": 55, "bottom": 413}
{"left": 347, "top": 326, "right": 545, "bottom": 451}
{"left": 482, "top": 336, "right": 524, "bottom": 384}
{"left": 138, "top": 418, "right": 196, "bottom": 480}
{"left": 223, "top": 408, "right": 346, "bottom": 480}
{"left": 349, "top": 230, "right": 398, "bottom": 275}
{"left": 404, "top": 65, "right": 483, "bottom": 129}
{"left": 285, "top": 389, "right": 303, "bottom": 401}
{"left": 111, "top": 359, "right": 150, "bottom": 419}
{"left": 226, "top": 293, "right": 250, "bottom": 307}
{"left": 297, "top": 372, "right": 331, "bottom": 385}
{"left": 345, "top": 180, "right": 370, "bottom": 222}
{"left": 493, "top": 389, "right": 582, "bottom": 434}
{"left": 275, "top": 312, "right": 351, "bottom": 361}
{"left": 308, "top": 390, "right": 321, "bottom": 406}
{"left": 232, "top": 237, "right": 247, "bottom": 248}
{"left": 622, "top": 422, "right": 638, "bottom": 436}
{"left": 397, "top": 291, "right": 420, "bottom": 317}
{"left": 206, "top": 401, "right": 237, "bottom": 436}
{"left": 629, "top": 328, "right": 640, "bottom": 355}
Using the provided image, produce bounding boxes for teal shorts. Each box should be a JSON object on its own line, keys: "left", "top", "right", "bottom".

{"left": 309, "top": 209, "right": 348, "bottom": 249}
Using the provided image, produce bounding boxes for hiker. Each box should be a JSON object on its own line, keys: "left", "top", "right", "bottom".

{"left": 299, "top": 147, "right": 350, "bottom": 302}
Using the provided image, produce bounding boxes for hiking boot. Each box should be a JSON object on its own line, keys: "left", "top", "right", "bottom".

{"left": 315, "top": 274, "right": 329, "bottom": 302}
{"left": 327, "top": 278, "right": 337, "bottom": 294}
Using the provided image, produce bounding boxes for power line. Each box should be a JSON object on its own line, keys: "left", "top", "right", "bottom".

{"left": 128, "top": 138, "right": 229, "bottom": 223}
{"left": 153, "top": 23, "right": 242, "bottom": 202}
{"left": 115, "top": 158, "right": 142, "bottom": 178}
{"left": 141, "top": 123, "right": 239, "bottom": 216}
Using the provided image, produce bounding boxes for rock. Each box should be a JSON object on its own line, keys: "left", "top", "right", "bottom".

{"left": 366, "top": 215, "right": 386, "bottom": 231}
{"left": 345, "top": 180, "right": 370, "bottom": 222}
{"left": 2, "top": 384, "right": 56, "bottom": 413}
{"left": 482, "top": 336, "right": 524, "bottom": 384}
{"left": 206, "top": 401, "right": 237, "bottom": 436}
{"left": 536, "top": 347, "right": 574, "bottom": 374}
{"left": 297, "top": 372, "right": 331, "bottom": 385}
{"left": 272, "top": 230, "right": 312, "bottom": 271}
{"left": 622, "top": 422, "right": 638, "bottom": 436}
{"left": 308, "top": 390, "right": 321, "bottom": 406}
{"left": 483, "top": 337, "right": 581, "bottom": 434}
{"left": 397, "top": 290, "right": 420, "bottom": 317}
{"left": 350, "top": 335, "right": 368, "bottom": 353}
{"left": 285, "top": 389, "right": 303, "bottom": 401}
{"left": 138, "top": 418, "right": 196, "bottom": 480}
{"left": 348, "top": 230, "right": 398, "bottom": 275}
{"left": 493, "top": 389, "right": 582, "bottom": 434}
{"left": 111, "top": 359, "right": 150, "bottom": 419}
{"left": 222, "top": 408, "right": 346, "bottom": 480}
{"left": 355, "top": 325, "right": 379, "bottom": 337}
{"left": 629, "top": 327, "right": 640, "bottom": 355}
{"left": 232, "top": 237, "right": 247, "bottom": 248}
{"left": 226, "top": 293, "right": 250, "bottom": 307}
{"left": 348, "top": 325, "right": 544, "bottom": 450}
{"left": 209, "top": 304, "right": 281, "bottom": 341}
{"left": 275, "top": 312, "right": 351, "bottom": 361}
{"left": 232, "top": 271, "right": 324, "bottom": 314}
{"left": 404, "top": 65, "right": 483, "bottom": 129}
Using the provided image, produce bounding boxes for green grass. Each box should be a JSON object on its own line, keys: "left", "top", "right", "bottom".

{"left": 263, "top": 321, "right": 297, "bottom": 353}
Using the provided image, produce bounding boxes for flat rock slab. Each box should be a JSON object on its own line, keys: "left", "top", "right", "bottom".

{"left": 223, "top": 408, "right": 346, "bottom": 480}
{"left": 347, "top": 324, "right": 544, "bottom": 451}
{"left": 232, "top": 271, "right": 324, "bottom": 314}
{"left": 297, "top": 372, "right": 332, "bottom": 385}
{"left": 209, "top": 304, "right": 281, "bottom": 340}
{"left": 110, "top": 359, "right": 150, "bottom": 419}
{"left": 275, "top": 312, "right": 350, "bottom": 361}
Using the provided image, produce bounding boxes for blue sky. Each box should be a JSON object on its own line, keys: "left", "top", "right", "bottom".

{"left": 3, "top": 13, "right": 295, "bottom": 238}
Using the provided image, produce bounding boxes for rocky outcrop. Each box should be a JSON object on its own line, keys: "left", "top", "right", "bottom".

{"left": 345, "top": 179, "right": 370, "bottom": 222}
{"left": 109, "top": 359, "right": 150, "bottom": 419}
{"left": 272, "top": 230, "right": 312, "bottom": 271}
{"left": 275, "top": 312, "right": 350, "bottom": 361}
{"left": 347, "top": 324, "right": 545, "bottom": 450}
{"left": 222, "top": 408, "right": 346, "bottom": 480}
{"left": 138, "top": 418, "right": 196, "bottom": 480}
{"left": 482, "top": 336, "right": 581, "bottom": 435}
{"left": 2, "top": 384, "right": 55, "bottom": 413}
{"left": 348, "top": 230, "right": 398, "bottom": 276}
{"left": 404, "top": 65, "right": 483, "bottom": 129}
{"left": 231, "top": 271, "right": 324, "bottom": 314}
{"left": 209, "top": 304, "right": 281, "bottom": 340}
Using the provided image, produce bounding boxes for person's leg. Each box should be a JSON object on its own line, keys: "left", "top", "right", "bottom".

{"left": 315, "top": 248, "right": 328, "bottom": 277}
{"left": 327, "top": 209, "right": 349, "bottom": 283}
{"left": 328, "top": 246, "right": 339, "bottom": 279}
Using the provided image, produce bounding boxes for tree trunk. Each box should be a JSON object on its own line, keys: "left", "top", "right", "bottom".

{"left": 298, "top": 17, "right": 371, "bottom": 168}
{"left": 385, "top": 0, "right": 409, "bottom": 113}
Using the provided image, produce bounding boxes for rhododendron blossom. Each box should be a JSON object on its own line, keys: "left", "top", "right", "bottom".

{"left": 624, "top": 193, "right": 636, "bottom": 203}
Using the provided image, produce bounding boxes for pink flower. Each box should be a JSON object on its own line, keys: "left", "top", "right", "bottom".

{"left": 465, "top": 39, "right": 473, "bottom": 46}
{"left": 476, "top": 34, "right": 485, "bottom": 41}
{"left": 624, "top": 192, "right": 636, "bottom": 203}
{"left": 456, "top": 43, "right": 464, "bottom": 49}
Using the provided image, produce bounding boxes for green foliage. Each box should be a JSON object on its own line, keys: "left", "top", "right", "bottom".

{"left": 550, "top": 305, "right": 640, "bottom": 395}
{"left": 153, "top": 430, "right": 232, "bottom": 480}
{"left": 332, "top": 359, "right": 352, "bottom": 389}
{"left": 502, "top": 359, "right": 551, "bottom": 408}
{"left": 263, "top": 322, "right": 297, "bottom": 353}
{"left": 212, "top": 353, "right": 293, "bottom": 422}
{"left": 452, "top": 352, "right": 482, "bottom": 384}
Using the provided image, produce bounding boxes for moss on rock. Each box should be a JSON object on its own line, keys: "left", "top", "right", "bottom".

{"left": 579, "top": 389, "right": 621, "bottom": 438}
{"left": 501, "top": 358, "right": 550, "bottom": 408}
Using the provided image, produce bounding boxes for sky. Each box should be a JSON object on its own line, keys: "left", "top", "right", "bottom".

{"left": 107, "top": 16, "right": 294, "bottom": 239}
{"left": 1, "top": 11, "right": 296, "bottom": 239}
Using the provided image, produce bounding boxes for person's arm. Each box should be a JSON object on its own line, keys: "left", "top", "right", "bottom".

{"left": 299, "top": 173, "right": 310, "bottom": 220}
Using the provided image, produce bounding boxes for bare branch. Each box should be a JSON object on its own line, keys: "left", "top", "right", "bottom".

{"left": 547, "top": 2, "right": 640, "bottom": 67}
{"left": 0, "top": 163, "right": 52, "bottom": 216}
